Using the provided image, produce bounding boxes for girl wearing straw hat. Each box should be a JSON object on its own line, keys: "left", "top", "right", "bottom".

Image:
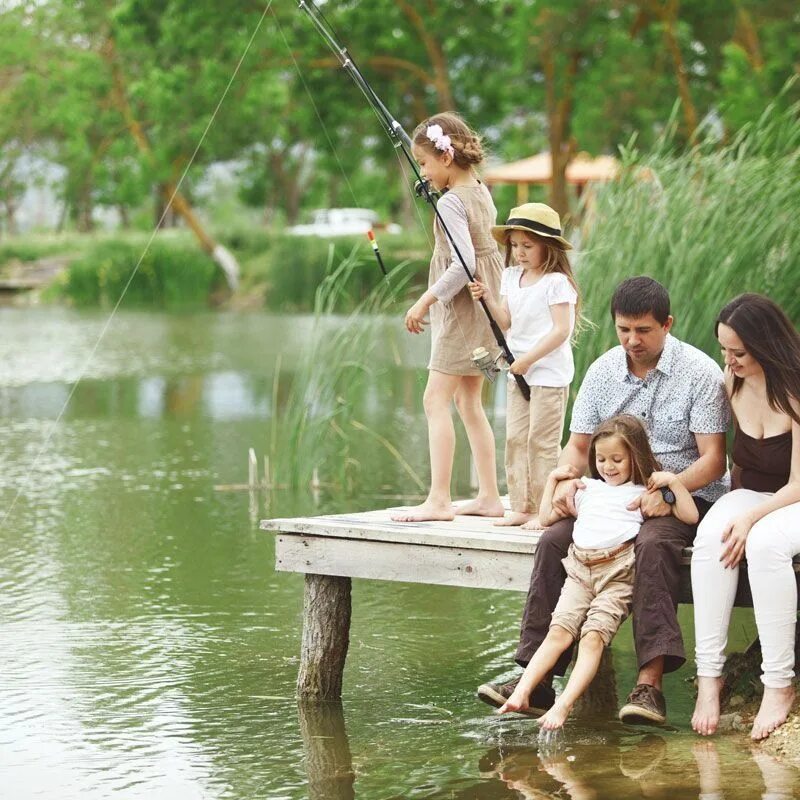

{"left": 470, "top": 203, "right": 580, "bottom": 529}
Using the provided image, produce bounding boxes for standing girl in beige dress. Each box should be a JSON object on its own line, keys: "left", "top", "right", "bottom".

{"left": 392, "top": 113, "right": 504, "bottom": 523}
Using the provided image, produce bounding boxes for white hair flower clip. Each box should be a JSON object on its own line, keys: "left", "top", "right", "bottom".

{"left": 426, "top": 124, "right": 454, "bottom": 157}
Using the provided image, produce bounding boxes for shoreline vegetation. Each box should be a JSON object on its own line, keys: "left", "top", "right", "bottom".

{"left": 3, "top": 98, "right": 797, "bottom": 321}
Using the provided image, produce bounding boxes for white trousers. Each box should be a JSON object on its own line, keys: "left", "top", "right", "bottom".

{"left": 691, "top": 489, "right": 800, "bottom": 688}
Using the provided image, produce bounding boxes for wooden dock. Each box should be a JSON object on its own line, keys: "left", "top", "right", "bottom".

{"left": 263, "top": 504, "right": 800, "bottom": 700}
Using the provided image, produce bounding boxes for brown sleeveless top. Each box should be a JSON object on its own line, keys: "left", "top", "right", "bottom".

{"left": 731, "top": 423, "right": 792, "bottom": 493}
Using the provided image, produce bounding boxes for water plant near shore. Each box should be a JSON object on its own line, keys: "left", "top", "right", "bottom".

{"left": 572, "top": 97, "right": 800, "bottom": 387}
{"left": 266, "top": 246, "right": 422, "bottom": 499}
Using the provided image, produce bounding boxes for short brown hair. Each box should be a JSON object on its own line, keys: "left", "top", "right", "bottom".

{"left": 610, "top": 277, "right": 670, "bottom": 325}
{"left": 412, "top": 112, "right": 484, "bottom": 169}
{"left": 588, "top": 414, "right": 660, "bottom": 486}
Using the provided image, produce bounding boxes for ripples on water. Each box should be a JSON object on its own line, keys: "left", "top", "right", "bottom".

{"left": 0, "top": 309, "right": 787, "bottom": 799}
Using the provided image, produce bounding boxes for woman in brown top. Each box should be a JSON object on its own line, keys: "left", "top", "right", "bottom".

{"left": 691, "top": 294, "right": 800, "bottom": 740}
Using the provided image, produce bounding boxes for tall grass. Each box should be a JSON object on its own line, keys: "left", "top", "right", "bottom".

{"left": 61, "top": 238, "right": 220, "bottom": 309}
{"left": 230, "top": 229, "right": 428, "bottom": 311}
{"left": 572, "top": 97, "right": 800, "bottom": 388}
{"left": 267, "top": 247, "right": 421, "bottom": 498}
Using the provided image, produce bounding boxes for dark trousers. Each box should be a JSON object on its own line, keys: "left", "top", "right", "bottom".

{"left": 515, "top": 499, "right": 712, "bottom": 676}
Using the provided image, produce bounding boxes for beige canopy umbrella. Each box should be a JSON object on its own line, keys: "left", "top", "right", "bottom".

{"left": 484, "top": 152, "right": 619, "bottom": 204}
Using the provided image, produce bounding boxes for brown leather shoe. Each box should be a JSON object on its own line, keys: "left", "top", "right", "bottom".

{"left": 619, "top": 683, "right": 667, "bottom": 725}
{"left": 476, "top": 677, "right": 556, "bottom": 717}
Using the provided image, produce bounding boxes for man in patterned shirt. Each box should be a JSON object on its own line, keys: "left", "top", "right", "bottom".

{"left": 478, "top": 276, "right": 730, "bottom": 725}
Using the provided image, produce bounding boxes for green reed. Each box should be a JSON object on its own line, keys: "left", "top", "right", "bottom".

{"left": 267, "top": 245, "right": 419, "bottom": 497}
{"left": 572, "top": 96, "right": 800, "bottom": 389}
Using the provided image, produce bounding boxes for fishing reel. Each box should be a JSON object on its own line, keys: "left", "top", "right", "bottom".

{"left": 471, "top": 347, "right": 507, "bottom": 383}
{"left": 414, "top": 179, "right": 442, "bottom": 202}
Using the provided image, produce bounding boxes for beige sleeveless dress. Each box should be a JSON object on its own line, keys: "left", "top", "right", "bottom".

{"left": 428, "top": 183, "right": 503, "bottom": 375}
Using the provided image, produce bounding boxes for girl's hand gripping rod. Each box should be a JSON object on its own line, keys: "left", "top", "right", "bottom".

{"left": 298, "top": 1, "right": 530, "bottom": 401}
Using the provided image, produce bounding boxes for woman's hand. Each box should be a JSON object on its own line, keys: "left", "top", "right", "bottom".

{"left": 647, "top": 470, "right": 676, "bottom": 492}
{"left": 404, "top": 300, "right": 429, "bottom": 334}
{"left": 719, "top": 513, "right": 755, "bottom": 568}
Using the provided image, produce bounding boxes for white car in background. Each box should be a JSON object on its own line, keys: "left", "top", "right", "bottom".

{"left": 287, "top": 208, "right": 401, "bottom": 236}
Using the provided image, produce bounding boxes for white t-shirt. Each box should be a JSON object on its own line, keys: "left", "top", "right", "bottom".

{"left": 500, "top": 268, "right": 577, "bottom": 387}
{"left": 572, "top": 478, "right": 646, "bottom": 549}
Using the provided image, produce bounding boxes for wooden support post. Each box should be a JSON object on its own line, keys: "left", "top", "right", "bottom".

{"left": 297, "top": 574, "right": 352, "bottom": 699}
{"left": 573, "top": 647, "right": 617, "bottom": 718}
{"left": 297, "top": 701, "right": 355, "bottom": 800}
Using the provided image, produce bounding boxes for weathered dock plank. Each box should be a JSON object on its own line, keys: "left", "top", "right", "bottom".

{"left": 262, "top": 504, "right": 800, "bottom": 699}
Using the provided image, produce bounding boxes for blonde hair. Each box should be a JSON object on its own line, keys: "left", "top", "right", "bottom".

{"left": 502, "top": 229, "right": 584, "bottom": 326}
{"left": 412, "top": 112, "right": 484, "bottom": 169}
{"left": 588, "top": 415, "right": 660, "bottom": 486}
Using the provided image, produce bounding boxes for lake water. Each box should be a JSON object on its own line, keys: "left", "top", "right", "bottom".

{"left": 0, "top": 308, "right": 793, "bottom": 799}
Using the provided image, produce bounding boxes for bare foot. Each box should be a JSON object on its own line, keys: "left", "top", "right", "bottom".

{"left": 751, "top": 686, "right": 795, "bottom": 740}
{"left": 493, "top": 511, "right": 535, "bottom": 527}
{"left": 496, "top": 688, "right": 530, "bottom": 715}
{"left": 520, "top": 516, "right": 543, "bottom": 531}
{"left": 390, "top": 502, "right": 455, "bottom": 522}
{"left": 537, "top": 700, "right": 571, "bottom": 730}
{"left": 454, "top": 496, "right": 505, "bottom": 517}
{"left": 691, "top": 676, "right": 723, "bottom": 736}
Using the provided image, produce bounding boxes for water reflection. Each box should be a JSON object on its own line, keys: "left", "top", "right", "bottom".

{"left": 298, "top": 702, "right": 356, "bottom": 800}
{"left": 295, "top": 699, "right": 799, "bottom": 800}
{"left": 475, "top": 736, "right": 799, "bottom": 800}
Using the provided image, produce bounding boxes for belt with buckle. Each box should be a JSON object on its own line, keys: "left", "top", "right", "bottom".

{"left": 577, "top": 540, "right": 634, "bottom": 568}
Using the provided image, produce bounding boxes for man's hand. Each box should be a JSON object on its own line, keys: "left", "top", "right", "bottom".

{"left": 552, "top": 477, "right": 586, "bottom": 517}
{"left": 720, "top": 513, "right": 755, "bottom": 568}
{"left": 628, "top": 490, "right": 672, "bottom": 518}
{"left": 550, "top": 464, "right": 580, "bottom": 482}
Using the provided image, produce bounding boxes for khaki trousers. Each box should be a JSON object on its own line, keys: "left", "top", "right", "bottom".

{"left": 550, "top": 542, "right": 636, "bottom": 646}
{"left": 505, "top": 381, "right": 568, "bottom": 514}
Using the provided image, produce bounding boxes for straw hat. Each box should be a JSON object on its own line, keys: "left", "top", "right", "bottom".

{"left": 491, "top": 203, "right": 572, "bottom": 250}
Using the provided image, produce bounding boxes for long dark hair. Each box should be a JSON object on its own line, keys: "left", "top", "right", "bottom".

{"left": 588, "top": 414, "right": 661, "bottom": 486}
{"left": 716, "top": 293, "right": 800, "bottom": 424}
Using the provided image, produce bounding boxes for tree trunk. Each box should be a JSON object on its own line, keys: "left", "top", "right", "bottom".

{"left": 297, "top": 574, "right": 352, "bottom": 700}
{"left": 395, "top": 0, "right": 454, "bottom": 109}
{"left": 101, "top": 35, "right": 239, "bottom": 288}
{"left": 542, "top": 46, "right": 579, "bottom": 218}
{"left": 653, "top": 0, "right": 699, "bottom": 139}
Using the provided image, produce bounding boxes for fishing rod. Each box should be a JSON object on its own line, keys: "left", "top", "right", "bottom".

{"left": 298, "top": 0, "right": 531, "bottom": 401}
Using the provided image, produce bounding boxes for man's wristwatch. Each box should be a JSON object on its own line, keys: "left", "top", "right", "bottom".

{"left": 660, "top": 486, "right": 676, "bottom": 505}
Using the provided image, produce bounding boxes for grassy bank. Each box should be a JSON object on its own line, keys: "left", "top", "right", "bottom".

{"left": 3, "top": 226, "right": 428, "bottom": 311}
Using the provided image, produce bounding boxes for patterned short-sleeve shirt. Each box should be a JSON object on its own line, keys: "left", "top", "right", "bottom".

{"left": 570, "top": 334, "right": 731, "bottom": 502}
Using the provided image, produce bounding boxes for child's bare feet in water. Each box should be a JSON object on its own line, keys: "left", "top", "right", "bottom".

{"left": 454, "top": 495, "right": 505, "bottom": 517}
{"left": 692, "top": 676, "right": 724, "bottom": 736}
{"left": 494, "top": 511, "right": 535, "bottom": 527}
{"left": 537, "top": 699, "right": 571, "bottom": 730}
{"left": 391, "top": 501, "right": 455, "bottom": 522}
{"left": 751, "top": 686, "right": 795, "bottom": 740}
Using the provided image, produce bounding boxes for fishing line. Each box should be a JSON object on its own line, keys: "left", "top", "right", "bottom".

{"left": 273, "top": 15, "right": 362, "bottom": 212}
{"left": 0, "top": 0, "right": 275, "bottom": 529}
